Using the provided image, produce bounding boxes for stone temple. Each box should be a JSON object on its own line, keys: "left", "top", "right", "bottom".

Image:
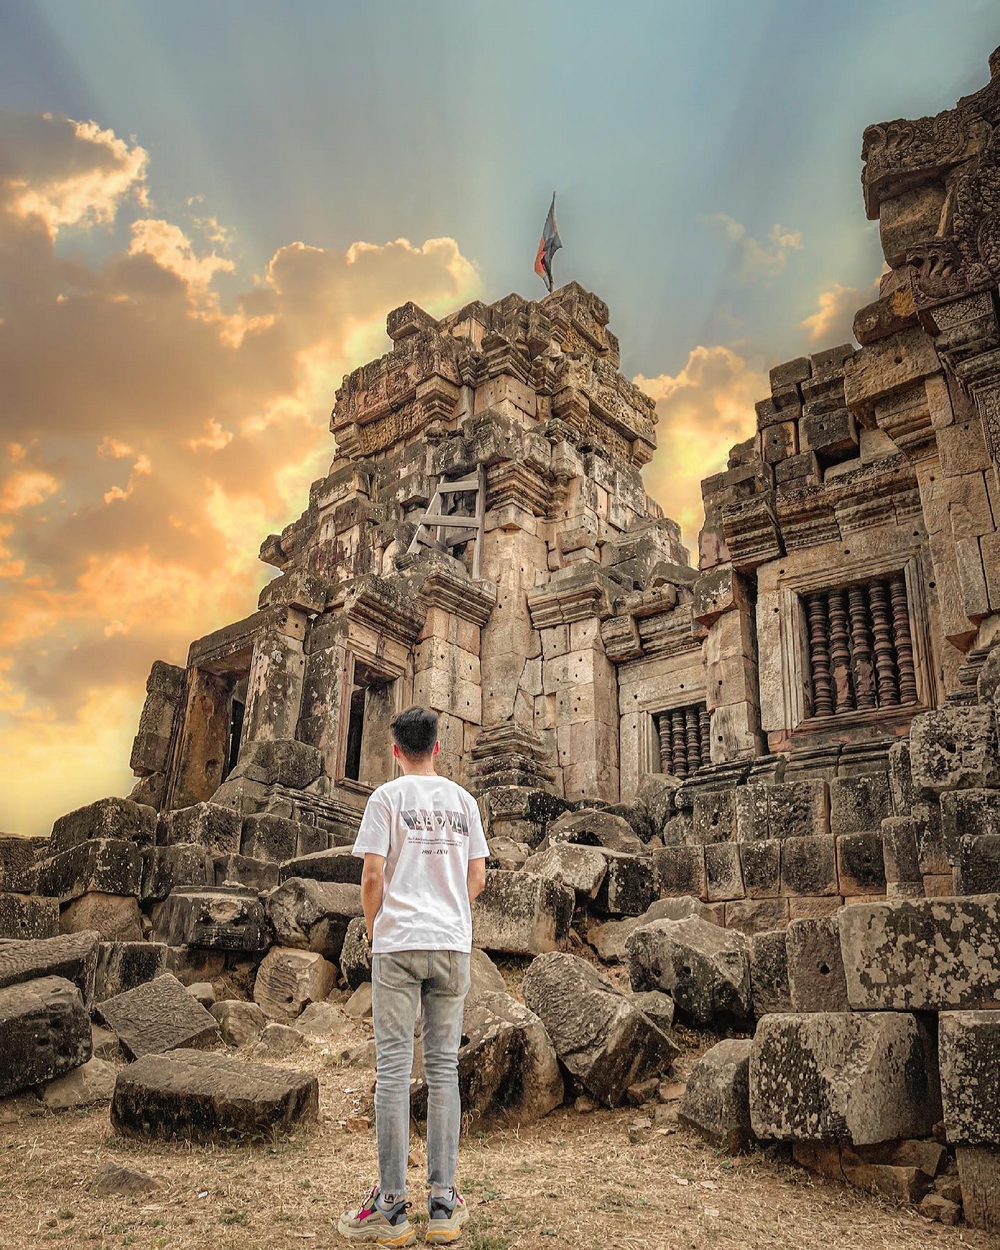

{"left": 5, "top": 40, "right": 1000, "bottom": 1235}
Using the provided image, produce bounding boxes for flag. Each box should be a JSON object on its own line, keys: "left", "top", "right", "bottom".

{"left": 534, "top": 193, "right": 562, "bottom": 293}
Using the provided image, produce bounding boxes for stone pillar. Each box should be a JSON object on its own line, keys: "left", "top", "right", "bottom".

{"left": 242, "top": 607, "right": 308, "bottom": 746}
{"left": 169, "top": 668, "right": 232, "bottom": 809}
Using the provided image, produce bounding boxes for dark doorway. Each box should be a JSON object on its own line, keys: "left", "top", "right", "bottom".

{"left": 344, "top": 685, "right": 366, "bottom": 781}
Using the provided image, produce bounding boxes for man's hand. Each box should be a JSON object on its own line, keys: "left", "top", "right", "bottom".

{"left": 360, "top": 853, "right": 385, "bottom": 946}
{"left": 467, "top": 856, "right": 487, "bottom": 905}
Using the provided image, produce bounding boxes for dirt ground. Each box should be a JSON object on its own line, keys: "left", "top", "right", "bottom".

{"left": 0, "top": 1031, "right": 992, "bottom": 1250}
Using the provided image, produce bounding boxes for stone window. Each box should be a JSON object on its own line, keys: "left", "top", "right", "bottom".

{"left": 222, "top": 677, "right": 248, "bottom": 781}
{"left": 655, "top": 702, "right": 711, "bottom": 778}
{"left": 340, "top": 659, "right": 396, "bottom": 789}
{"left": 802, "top": 573, "right": 918, "bottom": 719}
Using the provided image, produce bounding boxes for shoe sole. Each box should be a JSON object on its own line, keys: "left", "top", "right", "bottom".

{"left": 424, "top": 1206, "right": 470, "bottom": 1244}
{"left": 336, "top": 1218, "right": 416, "bottom": 1246}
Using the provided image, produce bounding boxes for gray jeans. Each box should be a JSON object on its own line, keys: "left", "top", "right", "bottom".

{"left": 371, "top": 950, "right": 471, "bottom": 1201}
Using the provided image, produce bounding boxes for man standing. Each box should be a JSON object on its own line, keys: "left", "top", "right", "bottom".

{"left": 338, "top": 706, "right": 489, "bottom": 1246}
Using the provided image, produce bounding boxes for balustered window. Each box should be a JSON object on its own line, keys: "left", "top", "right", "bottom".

{"left": 802, "top": 572, "right": 918, "bottom": 718}
{"left": 655, "top": 702, "right": 711, "bottom": 778}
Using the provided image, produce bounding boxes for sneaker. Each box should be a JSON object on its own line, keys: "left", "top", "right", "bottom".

{"left": 424, "top": 1189, "right": 469, "bottom": 1244}
{"left": 337, "top": 1186, "right": 416, "bottom": 1246}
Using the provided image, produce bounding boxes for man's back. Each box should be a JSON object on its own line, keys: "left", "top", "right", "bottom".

{"left": 353, "top": 773, "right": 489, "bottom": 953}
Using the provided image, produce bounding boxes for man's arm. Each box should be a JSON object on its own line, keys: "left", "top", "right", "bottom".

{"left": 360, "top": 853, "right": 386, "bottom": 943}
{"left": 467, "top": 855, "right": 487, "bottom": 905}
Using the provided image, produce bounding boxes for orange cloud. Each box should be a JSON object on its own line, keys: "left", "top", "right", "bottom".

{"left": 636, "top": 345, "right": 767, "bottom": 551}
{"left": 0, "top": 110, "right": 482, "bottom": 836}
{"left": 801, "top": 281, "right": 863, "bottom": 343}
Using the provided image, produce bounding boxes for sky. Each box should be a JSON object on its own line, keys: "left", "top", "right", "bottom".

{"left": 0, "top": 1, "right": 997, "bottom": 836}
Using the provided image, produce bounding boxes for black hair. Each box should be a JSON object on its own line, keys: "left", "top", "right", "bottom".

{"left": 390, "top": 705, "right": 438, "bottom": 757}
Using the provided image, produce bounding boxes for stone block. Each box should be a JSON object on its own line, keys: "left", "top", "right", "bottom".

{"left": 523, "top": 952, "right": 677, "bottom": 1107}
{"left": 786, "top": 917, "right": 848, "bottom": 1012}
{"left": 265, "top": 878, "right": 364, "bottom": 962}
{"left": 679, "top": 1039, "right": 754, "bottom": 1153}
{"left": 213, "top": 854, "right": 280, "bottom": 894}
{"left": 96, "top": 972, "right": 221, "bottom": 1059}
{"left": 734, "top": 786, "right": 769, "bottom": 842}
{"left": 228, "top": 738, "right": 323, "bottom": 789}
{"left": 692, "top": 790, "right": 736, "bottom": 844}
{"left": 780, "top": 836, "right": 838, "bottom": 896}
{"left": 625, "top": 916, "right": 752, "bottom": 1030}
{"left": 152, "top": 887, "right": 268, "bottom": 953}
{"left": 766, "top": 780, "right": 829, "bottom": 840}
{"left": 956, "top": 1147, "right": 1000, "bottom": 1232}
{"left": 60, "top": 892, "right": 143, "bottom": 941}
{"left": 829, "top": 775, "right": 892, "bottom": 835}
{"left": 0, "top": 892, "right": 58, "bottom": 939}
{"left": 705, "top": 842, "right": 745, "bottom": 902}
{"left": 210, "top": 1000, "right": 267, "bottom": 1047}
{"left": 586, "top": 897, "right": 715, "bottom": 963}
{"left": 888, "top": 740, "right": 916, "bottom": 814}
{"left": 37, "top": 839, "right": 144, "bottom": 903}
{"left": 839, "top": 1147, "right": 933, "bottom": 1203}
{"left": 41, "top": 1056, "right": 117, "bottom": 1110}
{"left": 546, "top": 808, "right": 644, "bottom": 854}
{"left": 253, "top": 947, "right": 338, "bottom": 1022}
{"left": 0, "top": 975, "right": 91, "bottom": 1098}
{"left": 788, "top": 896, "right": 842, "bottom": 920}
{"left": 941, "top": 786, "right": 1000, "bottom": 845}
{"left": 278, "top": 848, "right": 364, "bottom": 885}
{"left": 0, "top": 836, "right": 40, "bottom": 892}
{"left": 749, "top": 929, "right": 792, "bottom": 1016}
{"left": 296, "top": 825, "right": 330, "bottom": 857}
{"left": 939, "top": 1012, "right": 1000, "bottom": 1145}
{"left": 594, "top": 852, "right": 656, "bottom": 917}
{"left": 653, "top": 845, "right": 707, "bottom": 901}
{"left": 749, "top": 1012, "right": 941, "bottom": 1144}
{"left": 160, "top": 803, "right": 243, "bottom": 856}
{"left": 111, "top": 1048, "right": 319, "bottom": 1143}
{"left": 839, "top": 894, "right": 1000, "bottom": 1011}
{"left": 954, "top": 835, "right": 1000, "bottom": 894}
{"left": 339, "top": 917, "right": 372, "bottom": 990}
{"left": 240, "top": 813, "right": 301, "bottom": 863}
{"left": 881, "top": 817, "right": 921, "bottom": 884}
{"left": 724, "top": 898, "right": 789, "bottom": 935}
{"left": 523, "top": 843, "right": 607, "bottom": 900}
{"left": 740, "top": 840, "right": 780, "bottom": 898}
{"left": 94, "top": 941, "right": 168, "bottom": 1002}
{"left": 50, "top": 797, "right": 156, "bottom": 858}
{"left": 836, "top": 833, "right": 887, "bottom": 896}
{"left": 913, "top": 804, "right": 951, "bottom": 875}
{"left": 910, "top": 707, "right": 1000, "bottom": 792}
{"left": 141, "top": 843, "right": 214, "bottom": 902}
{"left": 0, "top": 931, "right": 99, "bottom": 1004}
{"left": 472, "top": 871, "right": 574, "bottom": 956}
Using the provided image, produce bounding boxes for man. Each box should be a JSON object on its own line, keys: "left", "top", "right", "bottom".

{"left": 338, "top": 705, "right": 489, "bottom": 1247}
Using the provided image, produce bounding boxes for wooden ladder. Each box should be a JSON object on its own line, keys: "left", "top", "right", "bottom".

{"left": 405, "top": 465, "right": 486, "bottom": 579}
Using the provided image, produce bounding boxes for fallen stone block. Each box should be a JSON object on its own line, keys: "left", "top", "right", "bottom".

{"left": 919, "top": 1192, "right": 962, "bottom": 1225}
{"left": 213, "top": 854, "right": 280, "bottom": 894}
{"left": 60, "top": 892, "right": 142, "bottom": 942}
{"left": 546, "top": 808, "right": 644, "bottom": 854}
{"left": 523, "top": 843, "right": 608, "bottom": 900}
{"left": 679, "top": 1039, "right": 754, "bottom": 1153}
{"left": 749, "top": 930, "right": 792, "bottom": 1016}
{"left": 210, "top": 999, "right": 267, "bottom": 1047}
{"left": 910, "top": 707, "right": 1000, "bottom": 792}
{"left": 472, "top": 870, "right": 573, "bottom": 956}
{"left": 792, "top": 1141, "right": 845, "bottom": 1181}
{"left": 265, "top": 878, "right": 364, "bottom": 962}
{"left": 40, "top": 1056, "right": 116, "bottom": 1110}
{"left": 786, "top": 917, "right": 848, "bottom": 1012}
{"left": 37, "top": 840, "right": 144, "bottom": 903}
{"left": 296, "top": 1001, "right": 351, "bottom": 1038}
{"left": 50, "top": 798, "right": 156, "bottom": 858}
{"left": 96, "top": 972, "right": 221, "bottom": 1059}
{"left": 278, "top": 848, "right": 363, "bottom": 885}
{"left": 486, "top": 835, "right": 530, "bottom": 871}
{"left": 187, "top": 981, "right": 216, "bottom": 1009}
{"left": 111, "top": 1047, "right": 319, "bottom": 1142}
{"left": 593, "top": 852, "right": 655, "bottom": 916}
{"left": 587, "top": 897, "right": 714, "bottom": 964}
{"left": 344, "top": 982, "right": 372, "bottom": 1019}
{"left": 467, "top": 947, "right": 507, "bottom": 1006}
{"left": 140, "top": 843, "right": 214, "bottom": 902}
{"left": 411, "top": 991, "right": 563, "bottom": 1125}
{"left": 0, "top": 893, "right": 58, "bottom": 939}
{"left": 749, "top": 1012, "right": 941, "bottom": 1144}
{"left": 94, "top": 941, "right": 167, "bottom": 1002}
{"left": 839, "top": 894, "right": 1000, "bottom": 1011}
{"left": 625, "top": 916, "right": 752, "bottom": 1031}
{"left": 956, "top": 1146, "right": 1000, "bottom": 1232}
{"left": 0, "top": 836, "right": 40, "bottom": 892}
{"left": 633, "top": 773, "right": 681, "bottom": 837}
{"left": 522, "top": 952, "right": 677, "bottom": 1107}
{"left": 339, "top": 916, "right": 372, "bottom": 989}
{"left": 629, "top": 989, "right": 675, "bottom": 1034}
{"left": 0, "top": 975, "right": 92, "bottom": 1097}
{"left": 939, "top": 1011, "right": 1000, "bottom": 1145}
{"left": 253, "top": 947, "right": 337, "bottom": 1022}
{"left": 840, "top": 1147, "right": 934, "bottom": 1203}
{"left": 227, "top": 738, "right": 324, "bottom": 790}
{"left": 160, "top": 803, "right": 242, "bottom": 856}
{"left": 240, "top": 813, "right": 301, "bottom": 863}
{"left": 253, "top": 1022, "right": 305, "bottom": 1059}
{"left": 151, "top": 886, "right": 268, "bottom": 952}
{"left": 0, "top": 931, "right": 99, "bottom": 1004}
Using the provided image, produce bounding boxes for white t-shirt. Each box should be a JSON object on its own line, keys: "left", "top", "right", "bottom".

{"left": 352, "top": 774, "right": 490, "bottom": 954}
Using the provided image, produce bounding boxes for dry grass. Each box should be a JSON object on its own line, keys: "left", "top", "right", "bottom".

{"left": 0, "top": 1033, "right": 988, "bottom": 1250}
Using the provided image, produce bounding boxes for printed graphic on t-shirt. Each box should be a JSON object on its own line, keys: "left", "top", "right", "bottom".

{"left": 400, "top": 808, "right": 469, "bottom": 858}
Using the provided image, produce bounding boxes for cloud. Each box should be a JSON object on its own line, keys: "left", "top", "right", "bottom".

{"left": 636, "top": 345, "right": 767, "bottom": 552}
{"left": 711, "top": 213, "right": 803, "bottom": 279}
{"left": 0, "top": 109, "right": 482, "bottom": 836}
{"left": 801, "top": 281, "right": 862, "bottom": 343}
